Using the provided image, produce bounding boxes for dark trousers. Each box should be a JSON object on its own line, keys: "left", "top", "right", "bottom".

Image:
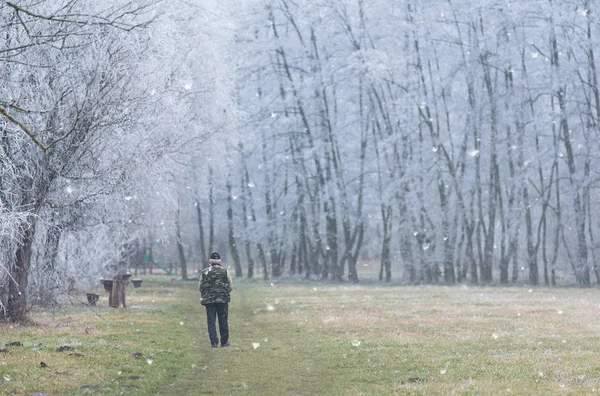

{"left": 205, "top": 303, "right": 229, "bottom": 346}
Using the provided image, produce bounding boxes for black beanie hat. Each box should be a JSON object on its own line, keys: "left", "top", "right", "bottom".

{"left": 210, "top": 252, "right": 220, "bottom": 260}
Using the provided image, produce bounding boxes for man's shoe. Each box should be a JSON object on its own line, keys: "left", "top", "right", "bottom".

{"left": 221, "top": 342, "right": 230, "bottom": 347}
{"left": 211, "top": 344, "right": 219, "bottom": 348}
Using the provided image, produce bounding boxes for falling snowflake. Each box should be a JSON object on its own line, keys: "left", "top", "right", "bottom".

{"left": 147, "top": 359, "right": 153, "bottom": 365}
{"left": 180, "top": 322, "right": 184, "bottom": 325}
{"left": 469, "top": 150, "right": 480, "bottom": 157}
{"left": 557, "top": 310, "right": 563, "bottom": 315}
{"left": 252, "top": 342, "right": 260, "bottom": 349}
{"left": 266, "top": 305, "right": 275, "bottom": 311}
{"left": 492, "top": 333, "right": 499, "bottom": 340}
{"left": 440, "top": 369, "right": 447, "bottom": 375}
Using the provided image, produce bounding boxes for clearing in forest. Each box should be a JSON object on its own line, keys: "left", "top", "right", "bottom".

{"left": 1, "top": 279, "right": 600, "bottom": 394}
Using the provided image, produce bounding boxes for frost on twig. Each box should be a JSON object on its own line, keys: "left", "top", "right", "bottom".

{"left": 5, "top": 1, "right": 156, "bottom": 33}
{"left": 0, "top": 107, "right": 48, "bottom": 151}
{"left": 1, "top": 0, "right": 158, "bottom": 152}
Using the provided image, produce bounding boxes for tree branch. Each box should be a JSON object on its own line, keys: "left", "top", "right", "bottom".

{"left": 6, "top": 1, "right": 153, "bottom": 32}
{"left": 0, "top": 107, "right": 47, "bottom": 151}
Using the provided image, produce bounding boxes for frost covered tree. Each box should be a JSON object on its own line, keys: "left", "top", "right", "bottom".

{"left": 0, "top": 0, "right": 159, "bottom": 321}
{"left": 227, "top": 0, "right": 600, "bottom": 286}
{"left": 0, "top": 0, "right": 237, "bottom": 321}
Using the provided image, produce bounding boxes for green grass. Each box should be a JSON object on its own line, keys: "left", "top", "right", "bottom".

{"left": 0, "top": 278, "right": 204, "bottom": 395}
{"left": 2, "top": 279, "right": 600, "bottom": 394}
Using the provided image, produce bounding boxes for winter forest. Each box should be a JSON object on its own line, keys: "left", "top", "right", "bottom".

{"left": 2, "top": 0, "right": 600, "bottom": 322}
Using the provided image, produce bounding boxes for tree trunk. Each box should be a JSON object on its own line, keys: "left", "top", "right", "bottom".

{"left": 380, "top": 205, "right": 393, "bottom": 283}
{"left": 175, "top": 213, "right": 188, "bottom": 281}
{"left": 557, "top": 88, "right": 589, "bottom": 286}
{"left": 325, "top": 200, "right": 340, "bottom": 281}
{"left": 240, "top": 156, "right": 255, "bottom": 278}
{"left": 257, "top": 243, "right": 268, "bottom": 280}
{"left": 4, "top": 217, "right": 37, "bottom": 322}
{"left": 227, "top": 180, "right": 242, "bottom": 277}
{"left": 208, "top": 166, "right": 215, "bottom": 256}
{"left": 196, "top": 201, "right": 207, "bottom": 267}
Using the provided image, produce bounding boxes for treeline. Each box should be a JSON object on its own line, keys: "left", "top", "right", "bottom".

{"left": 214, "top": 0, "right": 600, "bottom": 285}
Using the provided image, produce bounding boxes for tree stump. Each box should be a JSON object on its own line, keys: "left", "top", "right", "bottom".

{"left": 100, "top": 279, "right": 114, "bottom": 306}
{"left": 109, "top": 274, "right": 131, "bottom": 308}
{"left": 110, "top": 279, "right": 120, "bottom": 308}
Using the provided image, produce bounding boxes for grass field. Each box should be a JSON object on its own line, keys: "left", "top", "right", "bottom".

{"left": 1, "top": 278, "right": 600, "bottom": 395}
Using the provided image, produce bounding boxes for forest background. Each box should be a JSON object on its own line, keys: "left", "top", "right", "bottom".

{"left": 2, "top": 0, "right": 600, "bottom": 322}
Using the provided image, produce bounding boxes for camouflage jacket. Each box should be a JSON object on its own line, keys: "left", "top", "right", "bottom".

{"left": 199, "top": 262, "right": 232, "bottom": 305}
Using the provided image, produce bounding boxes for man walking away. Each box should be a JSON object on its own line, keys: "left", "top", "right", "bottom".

{"left": 199, "top": 252, "right": 233, "bottom": 348}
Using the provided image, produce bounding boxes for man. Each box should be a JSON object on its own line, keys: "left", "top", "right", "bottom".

{"left": 199, "top": 252, "right": 233, "bottom": 348}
